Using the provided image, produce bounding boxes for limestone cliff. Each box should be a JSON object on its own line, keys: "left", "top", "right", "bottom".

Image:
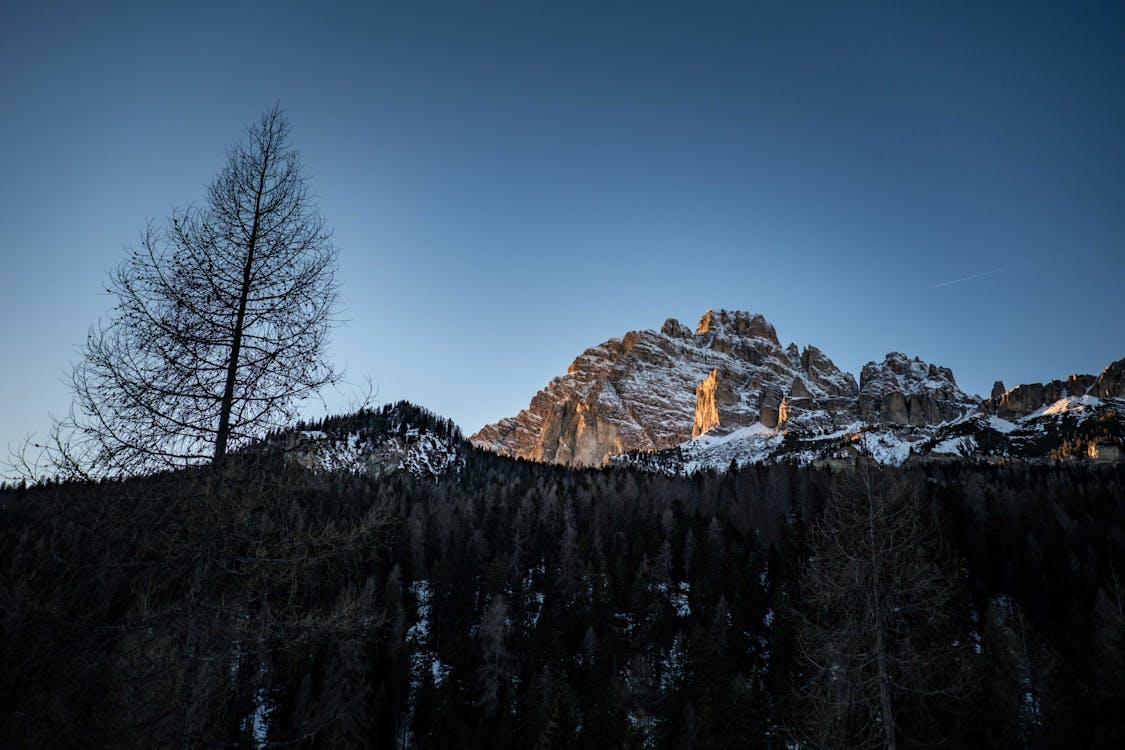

{"left": 472, "top": 310, "right": 866, "bottom": 466}
{"left": 471, "top": 310, "right": 977, "bottom": 467}
{"left": 980, "top": 359, "right": 1125, "bottom": 419}
{"left": 471, "top": 310, "right": 1121, "bottom": 469}
{"left": 858, "top": 353, "right": 978, "bottom": 426}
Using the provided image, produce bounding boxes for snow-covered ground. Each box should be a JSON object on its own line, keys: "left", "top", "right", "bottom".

{"left": 614, "top": 393, "right": 1123, "bottom": 474}
{"left": 293, "top": 425, "right": 461, "bottom": 478}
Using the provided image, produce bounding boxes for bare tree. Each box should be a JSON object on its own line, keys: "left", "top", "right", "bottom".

{"left": 476, "top": 594, "right": 511, "bottom": 718}
{"left": 795, "top": 464, "right": 973, "bottom": 749}
{"left": 57, "top": 105, "right": 339, "bottom": 476}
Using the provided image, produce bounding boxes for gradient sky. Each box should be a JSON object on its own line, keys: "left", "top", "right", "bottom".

{"left": 2, "top": 1, "right": 1123, "bottom": 463}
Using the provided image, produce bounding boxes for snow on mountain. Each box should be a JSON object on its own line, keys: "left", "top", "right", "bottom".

{"left": 473, "top": 309, "right": 870, "bottom": 467}
{"left": 279, "top": 402, "right": 463, "bottom": 478}
{"left": 262, "top": 319, "right": 1121, "bottom": 477}
{"left": 472, "top": 309, "right": 1124, "bottom": 472}
{"left": 617, "top": 392, "right": 1123, "bottom": 474}
{"left": 858, "top": 352, "right": 978, "bottom": 425}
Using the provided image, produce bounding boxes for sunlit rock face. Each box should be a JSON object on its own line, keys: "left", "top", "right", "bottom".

{"left": 692, "top": 370, "right": 724, "bottom": 438}
{"left": 471, "top": 311, "right": 1124, "bottom": 470}
{"left": 472, "top": 309, "right": 863, "bottom": 467}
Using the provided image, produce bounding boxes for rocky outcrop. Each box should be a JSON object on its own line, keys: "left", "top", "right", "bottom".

{"left": 693, "top": 369, "right": 738, "bottom": 437}
{"left": 981, "top": 364, "right": 1117, "bottom": 419}
{"left": 796, "top": 344, "right": 859, "bottom": 418}
{"left": 696, "top": 309, "right": 780, "bottom": 345}
{"left": 1095, "top": 358, "right": 1125, "bottom": 399}
{"left": 759, "top": 390, "right": 787, "bottom": 429}
{"left": 989, "top": 382, "right": 1046, "bottom": 420}
{"left": 858, "top": 353, "right": 977, "bottom": 426}
{"left": 1046, "top": 374, "right": 1098, "bottom": 403}
{"left": 692, "top": 370, "right": 720, "bottom": 438}
{"left": 661, "top": 318, "right": 693, "bottom": 339}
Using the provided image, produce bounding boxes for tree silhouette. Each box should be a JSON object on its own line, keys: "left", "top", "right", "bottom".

{"left": 58, "top": 105, "right": 338, "bottom": 476}
{"left": 795, "top": 465, "right": 973, "bottom": 749}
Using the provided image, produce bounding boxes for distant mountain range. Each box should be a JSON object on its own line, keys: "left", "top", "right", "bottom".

{"left": 466, "top": 309, "right": 1124, "bottom": 472}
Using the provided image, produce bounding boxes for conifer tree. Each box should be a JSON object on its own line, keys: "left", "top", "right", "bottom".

{"left": 55, "top": 105, "right": 338, "bottom": 476}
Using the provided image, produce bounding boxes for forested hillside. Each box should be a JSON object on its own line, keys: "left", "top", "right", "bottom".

{"left": 2, "top": 409, "right": 1123, "bottom": 748}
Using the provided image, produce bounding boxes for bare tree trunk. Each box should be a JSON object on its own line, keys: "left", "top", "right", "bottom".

{"left": 797, "top": 464, "right": 970, "bottom": 748}
{"left": 214, "top": 135, "right": 271, "bottom": 465}
{"left": 45, "top": 105, "right": 338, "bottom": 478}
{"left": 866, "top": 470, "right": 898, "bottom": 750}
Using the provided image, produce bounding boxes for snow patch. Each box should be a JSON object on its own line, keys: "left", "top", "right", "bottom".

{"left": 931, "top": 436, "right": 976, "bottom": 456}
{"left": 689, "top": 423, "right": 776, "bottom": 449}
{"left": 294, "top": 425, "right": 460, "bottom": 478}
{"left": 857, "top": 430, "right": 916, "bottom": 466}
{"left": 653, "top": 581, "right": 692, "bottom": 618}
{"left": 1039, "top": 395, "right": 1102, "bottom": 417}
{"left": 988, "top": 416, "right": 1018, "bottom": 433}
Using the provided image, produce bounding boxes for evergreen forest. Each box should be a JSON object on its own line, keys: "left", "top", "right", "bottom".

{"left": 2, "top": 404, "right": 1124, "bottom": 748}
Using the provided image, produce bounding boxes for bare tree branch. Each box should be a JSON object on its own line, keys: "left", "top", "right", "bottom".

{"left": 38, "top": 105, "right": 340, "bottom": 479}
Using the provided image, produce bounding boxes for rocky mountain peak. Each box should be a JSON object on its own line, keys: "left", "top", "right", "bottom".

{"left": 474, "top": 310, "right": 897, "bottom": 466}
{"left": 661, "top": 318, "right": 693, "bottom": 339}
{"left": 1096, "top": 358, "right": 1125, "bottom": 399}
{"left": 800, "top": 345, "right": 857, "bottom": 396}
{"left": 980, "top": 357, "right": 1123, "bottom": 419}
{"left": 471, "top": 309, "right": 836, "bottom": 466}
{"left": 471, "top": 311, "right": 1121, "bottom": 469}
{"left": 694, "top": 309, "right": 780, "bottom": 346}
{"left": 858, "top": 353, "right": 975, "bottom": 425}
{"left": 991, "top": 381, "right": 1006, "bottom": 400}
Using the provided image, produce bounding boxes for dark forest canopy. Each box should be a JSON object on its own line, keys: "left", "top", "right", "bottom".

{"left": 2, "top": 428, "right": 1123, "bottom": 748}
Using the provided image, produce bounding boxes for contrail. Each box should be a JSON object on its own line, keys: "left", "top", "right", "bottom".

{"left": 933, "top": 262, "right": 1031, "bottom": 289}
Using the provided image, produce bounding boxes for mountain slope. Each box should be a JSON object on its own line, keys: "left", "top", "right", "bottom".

{"left": 272, "top": 401, "right": 464, "bottom": 478}
{"left": 472, "top": 309, "right": 1123, "bottom": 470}
{"left": 472, "top": 310, "right": 862, "bottom": 466}
{"left": 471, "top": 309, "right": 981, "bottom": 467}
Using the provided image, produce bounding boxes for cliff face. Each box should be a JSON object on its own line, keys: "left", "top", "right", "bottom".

{"left": 1096, "top": 359, "right": 1125, "bottom": 399}
{"left": 471, "top": 310, "right": 823, "bottom": 466}
{"left": 692, "top": 370, "right": 727, "bottom": 438}
{"left": 975, "top": 358, "right": 1125, "bottom": 420}
{"left": 858, "top": 353, "right": 978, "bottom": 426}
{"left": 471, "top": 310, "right": 976, "bottom": 467}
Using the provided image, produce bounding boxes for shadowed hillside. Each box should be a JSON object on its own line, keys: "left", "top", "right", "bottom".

{"left": 3, "top": 408, "right": 1123, "bottom": 747}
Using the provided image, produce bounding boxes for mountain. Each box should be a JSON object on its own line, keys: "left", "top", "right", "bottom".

{"left": 472, "top": 309, "right": 1124, "bottom": 470}
{"left": 271, "top": 401, "right": 463, "bottom": 478}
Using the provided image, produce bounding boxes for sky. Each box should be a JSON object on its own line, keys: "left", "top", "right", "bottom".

{"left": 2, "top": 0, "right": 1123, "bottom": 463}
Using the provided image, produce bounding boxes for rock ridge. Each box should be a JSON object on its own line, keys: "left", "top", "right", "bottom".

{"left": 471, "top": 309, "right": 984, "bottom": 467}
{"left": 980, "top": 357, "right": 1125, "bottom": 419}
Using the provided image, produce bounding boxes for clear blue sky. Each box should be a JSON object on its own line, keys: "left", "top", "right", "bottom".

{"left": 2, "top": 1, "right": 1123, "bottom": 459}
